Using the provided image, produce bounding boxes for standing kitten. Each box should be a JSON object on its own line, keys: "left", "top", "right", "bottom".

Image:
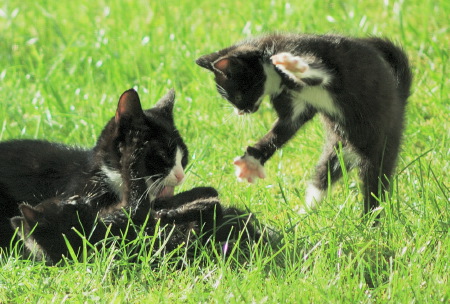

{"left": 196, "top": 33, "right": 412, "bottom": 214}
{"left": 1, "top": 89, "right": 188, "bottom": 248}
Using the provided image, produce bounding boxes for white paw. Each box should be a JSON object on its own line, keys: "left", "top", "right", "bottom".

{"left": 233, "top": 155, "right": 266, "bottom": 183}
{"left": 296, "top": 184, "right": 326, "bottom": 214}
{"left": 271, "top": 52, "right": 309, "bottom": 81}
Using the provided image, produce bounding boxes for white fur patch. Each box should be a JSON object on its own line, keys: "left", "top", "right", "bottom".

{"left": 22, "top": 233, "right": 49, "bottom": 263}
{"left": 234, "top": 154, "right": 266, "bottom": 183}
{"left": 291, "top": 98, "right": 307, "bottom": 123}
{"left": 292, "top": 86, "right": 340, "bottom": 120}
{"left": 262, "top": 63, "right": 283, "bottom": 97}
{"left": 302, "top": 66, "right": 332, "bottom": 86}
{"left": 298, "top": 183, "right": 326, "bottom": 214}
{"left": 163, "top": 147, "right": 184, "bottom": 186}
{"left": 101, "top": 165, "right": 123, "bottom": 197}
{"left": 146, "top": 147, "right": 186, "bottom": 202}
{"left": 343, "top": 146, "right": 361, "bottom": 170}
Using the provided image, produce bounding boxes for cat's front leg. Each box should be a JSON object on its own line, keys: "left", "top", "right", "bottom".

{"left": 234, "top": 93, "right": 317, "bottom": 183}
{"left": 233, "top": 120, "right": 290, "bottom": 183}
{"left": 155, "top": 199, "right": 222, "bottom": 223}
{"left": 152, "top": 187, "right": 219, "bottom": 210}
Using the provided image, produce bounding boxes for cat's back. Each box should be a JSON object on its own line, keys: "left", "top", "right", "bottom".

{"left": 251, "top": 33, "right": 376, "bottom": 55}
{"left": 0, "top": 139, "right": 91, "bottom": 204}
{"left": 0, "top": 139, "right": 89, "bottom": 170}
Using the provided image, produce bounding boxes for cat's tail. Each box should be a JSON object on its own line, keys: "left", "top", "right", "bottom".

{"left": 365, "top": 37, "right": 413, "bottom": 102}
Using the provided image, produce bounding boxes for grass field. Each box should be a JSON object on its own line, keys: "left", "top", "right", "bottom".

{"left": 0, "top": 0, "right": 449, "bottom": 302}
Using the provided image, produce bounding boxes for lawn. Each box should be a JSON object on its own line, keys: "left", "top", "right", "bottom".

{"left": 0, "top": 0, "right": 449, "bottom": 302}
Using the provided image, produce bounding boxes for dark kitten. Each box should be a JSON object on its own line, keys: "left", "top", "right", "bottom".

{"left": 197, "top": 33, "right": 412, "bottom": 215}
{"left": 1, "top": 89, "right": 188, "bottom": 248}
{"left": 10, "top": 187, "right": 261, "bottom": 265}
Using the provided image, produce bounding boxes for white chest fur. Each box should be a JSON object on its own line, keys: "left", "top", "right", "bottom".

{"left": 263, "top": 60, "right": 341, "bottom": 122}
{"left": 101, "top": 165, "right": 123, "bottom": 197}
{"left": 291, "top": 86, "right": 340, "bottom": 121}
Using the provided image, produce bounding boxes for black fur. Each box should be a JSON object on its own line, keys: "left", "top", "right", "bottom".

{"left": 197, "top": 33, "right": 412, "bottom": 214}
{"left": 1, "top": 89, "right": 188, "bottom": 248}
{"left": 10, "top": 187, "right": 261, "bottom": 265}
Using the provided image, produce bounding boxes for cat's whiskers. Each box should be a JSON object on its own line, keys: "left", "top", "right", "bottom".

{"left": 144, "top": 175, "right": 166, "bottom": 201}
{"left": 220, "top": 104, "right": 238, "bottom": 124}
{"left": 216, "top": 84, "right": 229, "bottom": 100}
{"left": 235, "top": 112, "right": 253, "bottom": 134}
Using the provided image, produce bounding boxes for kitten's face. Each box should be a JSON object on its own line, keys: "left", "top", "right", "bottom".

{"left": 196, "top": 48, "right": 266, "bottom": 114}
{"left": 97, "top": 89, "right": 188, "bottom": 201}
{"left": 10, "top": 198, "right": 94, "bottom": 264}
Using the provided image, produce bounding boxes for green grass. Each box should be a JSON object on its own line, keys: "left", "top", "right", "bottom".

{"left": 0, "top": 0, "right": 449, "bottom": 302}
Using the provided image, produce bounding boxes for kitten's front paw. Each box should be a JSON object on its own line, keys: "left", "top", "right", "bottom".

{"left": 271, "top": 53, "right": 309, "bottom": 82}
{"left": 233, "top": 155, "right": 266, "bottom": 183}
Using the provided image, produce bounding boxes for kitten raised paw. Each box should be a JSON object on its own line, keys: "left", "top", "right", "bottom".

{"left": 271, "top": 52, "right": 309, "bottom": 81}
{"left": 233, "top": 155, "right": 266, "bottom": 183}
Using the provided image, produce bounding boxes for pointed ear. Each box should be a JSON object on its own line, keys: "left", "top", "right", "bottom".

{"left": 213, "top": 48, "right": 262, "bottom": 77}
{"left": 10, "top": 216, "right": 25, "bottom": 231}
{"left": 115, "top": 89, "right": 145, "bottom": 124}
{"left": 213, "top": 57, "right": 231, "bottom": 76}
{"left": 19, "top": 204, "right": 43, "bottom": 227}
{"left": 196, "top": 52, "right": 222, "bottom": 72}
{"left": 154, "top": 89, "right": 175, "bottom": 119}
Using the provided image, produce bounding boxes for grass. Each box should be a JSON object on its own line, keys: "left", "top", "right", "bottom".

{"left": 0, "top": 0, "right": 449, "bottom": 302}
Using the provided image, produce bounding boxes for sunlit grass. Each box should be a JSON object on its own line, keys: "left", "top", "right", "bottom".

{"left": 0, "top": 0, "right": 449, "bottom": 302}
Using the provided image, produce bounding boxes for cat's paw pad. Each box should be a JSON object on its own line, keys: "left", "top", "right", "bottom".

{"left": 233, "top": 155, "right": 266, "bottom": 183}
{"left": 271, "top": 53, "right": 309, "bottom": 81}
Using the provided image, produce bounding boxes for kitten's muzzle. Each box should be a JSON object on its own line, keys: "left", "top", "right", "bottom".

{"left": 234, "top": 104, "right": 259, "bottom": 115}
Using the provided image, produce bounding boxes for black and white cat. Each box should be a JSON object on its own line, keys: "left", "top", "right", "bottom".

{"left": 196, "top": 33, "right": 412, "bottom": 215}
{"left": 10, "top": 187, "right": 262, "bottom": 265}
{"left": 1, "top": 89, "right": 188, "bottom": 248}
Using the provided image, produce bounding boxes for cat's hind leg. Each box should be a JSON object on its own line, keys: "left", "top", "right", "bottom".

{"left": 299, "top": 139, "right": 357, "bottom": 213}
{"left": 359, "top": 144, "right": 399, "bottom": 216}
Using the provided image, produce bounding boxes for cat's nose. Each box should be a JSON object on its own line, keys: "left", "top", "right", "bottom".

{"left": 174, "top": 170, "right": 185, "bottom": 183}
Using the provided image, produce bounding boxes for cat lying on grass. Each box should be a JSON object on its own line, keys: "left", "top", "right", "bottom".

{"left": 10, "top": 187, "right": 263, "bottom": 265}
{"left": 1, "top": 89, "right": 187, "bottom": 248}
{"left": 4, "top": 88, "right": 263, "bottom": 264}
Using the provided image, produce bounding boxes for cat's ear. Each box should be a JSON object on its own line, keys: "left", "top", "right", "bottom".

{"left": 154, "top": 89, "right": 175, "bottom": 120}
{"left": 211, "top": 57, "right": 244, "bottom": 78}
{"left": 115, "top": 89, "right": 145, "bottom": 124}
{"left": 212, "top": 49, "right": 262, "bottom": 77}
{"left": 197, "top": 47, "right": 261, "bottom": 74}
{"left": 213, "top": 57, "right": 232, "bottom": 76}
{"left": 196, "top": 52, "right": 222, "bottom": 72}
{"left": 18, "top": 204, "right": 43, "bottom": 228}
{"left": 10, "top": 216, "right": 24, "bottom": 231}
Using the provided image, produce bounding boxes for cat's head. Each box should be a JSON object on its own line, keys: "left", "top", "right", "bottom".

{"left": 96, "top": 89, "right": 188, "bottom": 202}
{"left": 196, "top": 46, "right": 266, "bottom": 114}
{"left": 10, "top": 198, "right": 96, "bottom": 264}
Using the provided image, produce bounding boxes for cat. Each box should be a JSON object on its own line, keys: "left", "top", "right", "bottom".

{"left": 10, "top": 187, "right": 262, "bottom": 265}
{"left": 1, "top": 88, "right": 188, "bottom": 248}
{"left": 196, "top": 33, "right": 412, "bottom": 215}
